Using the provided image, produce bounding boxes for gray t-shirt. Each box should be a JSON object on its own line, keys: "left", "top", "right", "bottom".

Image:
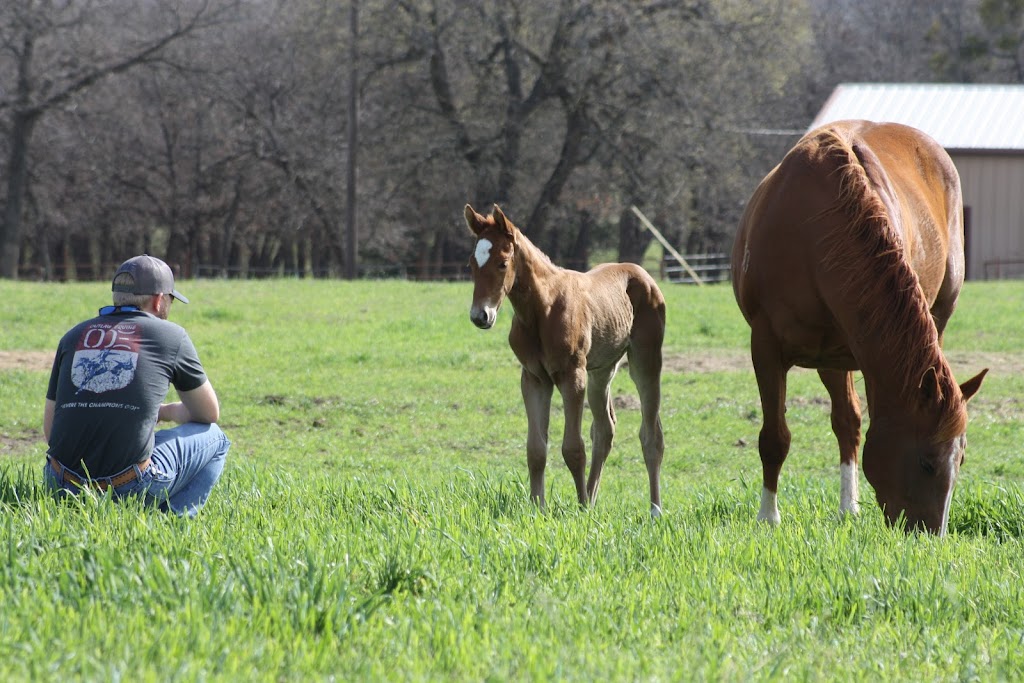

{"left": 46, "top": 307, "right": 208, "bottom": 476}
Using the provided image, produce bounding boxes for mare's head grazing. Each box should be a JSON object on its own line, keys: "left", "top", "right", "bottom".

{"left": 862, "top": 365, "right": 987, "bottom": 535}
{"left": 465, "top": 204, "right": 517, "bottom": 329}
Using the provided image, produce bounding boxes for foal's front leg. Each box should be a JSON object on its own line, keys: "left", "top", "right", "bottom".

{"left": 558, "top": 367, "right": 590, "bottom": 507}
{"left": 521, "top": 368, "right": 553, "bottom": 509}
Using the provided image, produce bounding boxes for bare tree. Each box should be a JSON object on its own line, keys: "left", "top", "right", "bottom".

{"left": 0, "top": 0, "right": 236, "bottom": 278}
{"left": 2, "top": 0, "right": 1020, "bottom": 281}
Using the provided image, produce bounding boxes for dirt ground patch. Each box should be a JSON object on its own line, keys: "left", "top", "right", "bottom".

{"left": 660, "top": 349, "right": 1017, "bottom": 377}
{"left": 0, "top": 348, "right": 1017, "bottom": 379}
{"left": 0, "top": 350, "right": 53, "bottom": 373}
{"left": 663, "top": 350, "right": 751, "bottom": 374}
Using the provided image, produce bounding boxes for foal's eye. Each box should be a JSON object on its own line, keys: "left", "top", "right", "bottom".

{"left": 499, "top": 260, "right": 509, "bottom": 270}
{"left": 919, "top": 457, "right": 936, "bottom": 476}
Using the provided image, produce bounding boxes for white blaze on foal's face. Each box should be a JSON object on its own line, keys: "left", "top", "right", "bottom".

{"left": 475, "top": 238, "right": 493, "bottom": 268}
{"left": 469, "top": 237, "right": 504, "bottom": 329}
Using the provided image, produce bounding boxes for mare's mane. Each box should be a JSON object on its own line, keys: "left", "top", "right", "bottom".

{"left": 810, "top": 126, "right": 966, "bottom": 438}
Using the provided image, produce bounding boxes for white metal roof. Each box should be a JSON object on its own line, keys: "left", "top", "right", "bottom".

{"left": 808, "top": 83, "right": 1024, "bottom": 152}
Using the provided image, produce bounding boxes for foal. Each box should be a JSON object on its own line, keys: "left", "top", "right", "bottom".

{"left": 465, "top": 204, "right": 666, "bottom": 517}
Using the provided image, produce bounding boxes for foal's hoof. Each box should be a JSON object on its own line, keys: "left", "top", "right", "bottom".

{"left": 650, "top": 503, "right": 663, "bottom": 519}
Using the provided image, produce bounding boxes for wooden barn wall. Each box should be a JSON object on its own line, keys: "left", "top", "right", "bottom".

{"left": 952, "top": 154, "right": 1024, "bottom": 280}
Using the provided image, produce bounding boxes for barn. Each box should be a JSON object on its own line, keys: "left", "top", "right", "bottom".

{"left": 809, "top": 83, "right": 1024, "bottom": 280}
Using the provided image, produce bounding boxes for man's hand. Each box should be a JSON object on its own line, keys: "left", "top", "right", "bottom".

{"left": 158, "top": 402, "right": 191, "bottom": 424}
{"left": 163, "top": 381, "right": 220, "bottom": 425}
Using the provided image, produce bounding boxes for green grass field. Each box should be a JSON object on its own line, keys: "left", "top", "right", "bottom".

{"left": 1, "top": 278, "right": 1024, "bottom": 681}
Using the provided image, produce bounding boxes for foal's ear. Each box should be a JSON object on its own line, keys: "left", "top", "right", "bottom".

{"left": 464, "top": 204, "right": 485, "bottom": 236}
{"left": 959, "top": 368, "right": 988, "bottom": 402}
{"left": 492, "top": 204, "right": 514, "bottom": 238}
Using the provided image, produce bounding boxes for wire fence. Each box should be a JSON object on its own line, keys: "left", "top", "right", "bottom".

{"left": 661, "top": 253, "right": 732, "bottom": 284}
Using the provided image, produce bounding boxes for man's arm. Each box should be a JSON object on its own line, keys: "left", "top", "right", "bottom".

{"left": 43, "top": 398, "right": 55, "bottom": 441}
{"left": 159, "top": 381, "right": 220, "bottom": 424}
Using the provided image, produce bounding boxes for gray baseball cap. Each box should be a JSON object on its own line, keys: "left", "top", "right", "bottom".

{"left": 111, "top": 254, "right": 189, "bottom": 303}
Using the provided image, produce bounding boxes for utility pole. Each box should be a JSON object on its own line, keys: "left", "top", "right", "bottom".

{"left": 344, "top": 0, "right": 359, "bottom": 279}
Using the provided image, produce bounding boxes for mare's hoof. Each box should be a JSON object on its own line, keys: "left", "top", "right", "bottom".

{"left": 756, "top": 512, "right": 781, "bottom": 526}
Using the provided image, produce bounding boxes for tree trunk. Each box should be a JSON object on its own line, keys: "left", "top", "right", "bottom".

{"left": 0, "top": 110, "right": 39, "bottom": 279}
{"left": 567, "top": 210, "right": 592, "bottom": 271}
{"left": 525, "top": 107, "right": 588, "bottom": 246}
{"left": 617, "top": 204, "right": 651, "bottom": 265}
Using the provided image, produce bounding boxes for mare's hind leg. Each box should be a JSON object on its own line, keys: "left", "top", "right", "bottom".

{"left": 817, "top": 369, "right": 862, "bottom": 516}
{"left": 627, "top": 331, "right": 665, "bottom": 519}
{"left": 522, "top": 368, "right": 553, "bottom": 510}
{"left": 750, "top": 323, "right": 791, "bottom": 525}
{"left": 585, "top": 364, "right": 618, "bottom": 507}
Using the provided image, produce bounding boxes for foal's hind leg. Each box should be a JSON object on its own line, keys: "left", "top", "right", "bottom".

{"left": 750, "top": 323, "right": 791, "bottom": 525}
{"left": 522, "top": 368, "right": 554, "bottom": 510}
{"left": 817, "top": 369, "right": 862, "bottom": 516}
{"left": 585, "top": 364, "right": 618, "bottom": 507}
{"left": 627, "top": 340, "right": 664, "bottom": 519}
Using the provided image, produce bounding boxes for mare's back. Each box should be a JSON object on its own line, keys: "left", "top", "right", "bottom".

{"left": 732, "top": 120, "right": 961, "bottom": 324}
{"left": 731, "top": 128, "right": 850, "bottom": 323}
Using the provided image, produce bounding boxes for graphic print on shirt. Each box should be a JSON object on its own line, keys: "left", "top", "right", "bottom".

{"left": 71, "top": 321, "right": 141, "bottom": 394}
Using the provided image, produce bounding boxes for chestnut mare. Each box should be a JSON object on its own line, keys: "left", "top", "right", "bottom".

{"left": 732, "top": 120, "right": 987, "bottom": 535}
{"left": 464, "top": 204, "right": 666, "bottom": 517}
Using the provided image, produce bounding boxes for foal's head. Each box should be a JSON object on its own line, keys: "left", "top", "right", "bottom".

{"left": 464, "top": 204, "right": 517, "bottom": 329}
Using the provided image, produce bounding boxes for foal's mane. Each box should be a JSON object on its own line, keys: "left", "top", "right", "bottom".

{"left": 509, "top": 224, "right": 556, "bottom": 272}
{"left": 810, "top": 126, "right": 966, "bottom": 437}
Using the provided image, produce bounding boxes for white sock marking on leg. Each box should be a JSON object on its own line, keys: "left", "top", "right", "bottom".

{"left": 839, "top": 462, "right": 860, "bottom": 515}
{"left": 758, "top": 487, "right": 781, "bottom": 525}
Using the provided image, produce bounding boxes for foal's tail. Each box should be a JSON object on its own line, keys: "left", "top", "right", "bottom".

{"left": 623, "top": 263, "right": 666, "bottom": 342}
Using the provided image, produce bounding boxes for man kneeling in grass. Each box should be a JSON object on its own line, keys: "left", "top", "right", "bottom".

{"left": 42, "top": 254, "right": 230, "bottom": 517}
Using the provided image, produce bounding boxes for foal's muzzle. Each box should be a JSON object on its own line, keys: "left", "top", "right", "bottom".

{"left": 470, "top": 306, "right": 496, "bottom": 329}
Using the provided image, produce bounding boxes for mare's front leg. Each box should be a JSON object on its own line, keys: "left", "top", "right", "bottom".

{"left": 817, "top": 369, "right": 862, "bottom": 516}
{"left": 750, "top": 323, "right": 791, "bottom": 525}
{"left": 557, "top": 367, "right": 590, "bottom": 507}
{"left": 521, "top": 368, "right": 553, "bottom": 510}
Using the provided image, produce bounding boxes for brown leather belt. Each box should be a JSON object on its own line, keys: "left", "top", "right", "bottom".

{"left": 47, "top": 456, "right": 152, "bottom": 491}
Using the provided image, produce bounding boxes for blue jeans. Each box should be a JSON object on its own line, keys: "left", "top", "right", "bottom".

{"left": 44, "top": 422, "right": 230, "bottom": 518}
